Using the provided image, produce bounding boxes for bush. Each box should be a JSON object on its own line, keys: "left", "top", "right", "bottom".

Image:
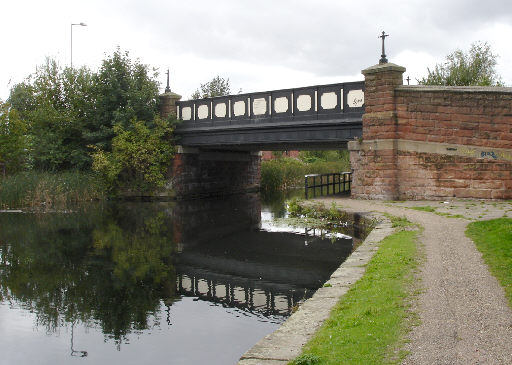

{"left": 90, "top": 117, "right": 176, "bottom": 195}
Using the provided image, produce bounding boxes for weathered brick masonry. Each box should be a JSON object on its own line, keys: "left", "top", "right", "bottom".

{"left": 169, "top": 149, "right": 261, "bottom": 199}
{"left": 349, "top": 63, "right": 512, "bottom": 200}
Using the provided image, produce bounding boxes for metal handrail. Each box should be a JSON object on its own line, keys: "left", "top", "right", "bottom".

{"left": 305, "top": 172, "right": 352, "bottom": 199}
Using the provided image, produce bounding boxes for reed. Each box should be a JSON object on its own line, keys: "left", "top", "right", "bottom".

{"left": 0, "top": 170, "right": 106, "bottom": 209}
{"left": 261, "top": 155, "right": 350, "bottom": 192}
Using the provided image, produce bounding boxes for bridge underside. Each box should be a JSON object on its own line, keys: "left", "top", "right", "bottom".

{"left": 175, "top": 117, "right": 362, "bottom": 151}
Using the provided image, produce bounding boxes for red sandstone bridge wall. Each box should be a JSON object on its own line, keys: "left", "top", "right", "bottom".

{"left": 350, "top": 63, "right": 512, "bottom": 200}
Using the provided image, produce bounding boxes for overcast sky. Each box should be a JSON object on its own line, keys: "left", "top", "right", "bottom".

{"left": 2, "top": 0, "right": 511, "bottom": 101}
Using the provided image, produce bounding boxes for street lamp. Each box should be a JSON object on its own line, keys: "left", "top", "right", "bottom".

{"left": 70, "top": 22, "right": 87, "bottom": 68}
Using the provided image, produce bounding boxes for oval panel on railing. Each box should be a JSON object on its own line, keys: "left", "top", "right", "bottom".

{"left": 320, "top": 92, "right": 337, "bottom": 110}
{"left": 181, "top": 106, "right": 192, "bottom": 120}
{"left": 233, "top": 100, "right": 246, "bottom": 116}
{"left": 253, "top": 98, "right": 267, "bottom": 116}
{"left": 274, "top": 97, "right": 289, "bottom": 113}
{"left": 297, "top": 94, "right": 312, "bottom": 112}
{"left": 197, "top": 104, "right": 209, "bottom": 119}
{"left": 215, "top": 103, "right": 227, "bottom": 118}
{"left": 347, "top": 89, "right": 364, "bottom": 108}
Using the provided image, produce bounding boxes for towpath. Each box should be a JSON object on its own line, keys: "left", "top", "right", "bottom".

{"left": 319, "top": 198, "right": 512, "bottom": 365}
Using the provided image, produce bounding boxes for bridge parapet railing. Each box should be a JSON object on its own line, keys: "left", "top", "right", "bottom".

{"left": 176, "top": 81, "right": 364, "bottom": 127}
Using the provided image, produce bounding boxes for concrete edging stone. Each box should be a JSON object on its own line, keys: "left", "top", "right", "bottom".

{"left": 238, "top": 211, "right": 394, "bottom": 364}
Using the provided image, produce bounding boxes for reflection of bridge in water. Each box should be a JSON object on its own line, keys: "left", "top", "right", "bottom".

{"left": 177, "top": 270, "right": 307, "bottom": 318}
{"left": 169, "top": 194, "right": 372, "bottom": 319}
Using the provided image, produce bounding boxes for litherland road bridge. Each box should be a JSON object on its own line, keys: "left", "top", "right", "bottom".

{"left": 160, "top": 61, "right": 512, "bottom": 200}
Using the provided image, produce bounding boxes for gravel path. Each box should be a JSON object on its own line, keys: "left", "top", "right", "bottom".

{"left": 318, "top": 198, "right": 512, "bottom": 365}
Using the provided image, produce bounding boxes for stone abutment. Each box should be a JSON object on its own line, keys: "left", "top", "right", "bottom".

{"left": 349, "top": 63, "right": 512, "bottom": 200}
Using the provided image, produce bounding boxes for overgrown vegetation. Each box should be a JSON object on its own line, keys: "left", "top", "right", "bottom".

{"left": 261, "top": 150, "right": 350, "bottom": 192}
{"left": 287, "top": 199, "right": 351, "bottom": 230}
{"left": 291, "top": 216, "right": 420, "bottom": 364}
{"left": 0, "top": 170, "right": 105, "bottom": 209}
{"left": 90, "top": 117, "right": 176, "bottom": 196}
{"left": 466, "top": 218, "right": 512, "bottom": 307}
{"left": 0, "top": 48, "right": 174, "bottom": 207}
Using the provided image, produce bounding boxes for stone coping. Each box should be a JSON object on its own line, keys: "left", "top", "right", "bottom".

{"left": 396, "top": 85, "right": 512, "bottom": 93}
{"left": 238, "top": 212, "right": 394, "bottom": 364}
{"left": 362, "top": 63, "right": 406, "bottom": 75}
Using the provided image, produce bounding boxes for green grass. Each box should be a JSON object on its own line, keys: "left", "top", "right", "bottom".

{"left": 0, "top": 170, "right": 106, "bottom": 209}
{"left": 410, "top": 206, "right": 436, "bottom": 213}
{"left": 408, "top": 206, "right": 466, "bottom": 219}
{"left": 435, "top": 212, "right": 466, "bottom": 219}
{"left": 466, "top": 218, "right": 512, "bottom": 307}
{"left": 290, "top": 219, "right": 420, "bottom": 365}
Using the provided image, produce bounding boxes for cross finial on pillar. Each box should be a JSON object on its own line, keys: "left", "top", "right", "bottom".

{"left": 406, "top": 76, "right": 411, "bottom": 85}
{"left": 378, "top": 31, "right": 389, "bottom": 64}
{"left": 165, "top": 68, "right": 171, "bottom": 93}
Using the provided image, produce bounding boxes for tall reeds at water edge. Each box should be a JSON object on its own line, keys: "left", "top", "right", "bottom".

{"left": 261, "top": 154, "right": 351, "bottom": 192}
{"left": 0, "top": 171, "right": 106, "bottom": 209}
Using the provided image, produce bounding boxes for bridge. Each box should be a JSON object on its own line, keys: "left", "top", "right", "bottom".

{"left": 173, "top": 81, "right": 365, "bottom": 150}
{"left": 160, "top": 61, "right": 512, "bottom": 200}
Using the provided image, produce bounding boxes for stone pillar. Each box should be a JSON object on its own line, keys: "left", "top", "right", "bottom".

{"left": 348, "top": 63, "right": 405, "bottom": 200}
{"left": 159, "top": 91, "right": 182, "bottom": 119}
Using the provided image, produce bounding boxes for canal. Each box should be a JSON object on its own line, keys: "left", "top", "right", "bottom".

{"left": 0, "top": 192, "right": 369, "bottom": 365}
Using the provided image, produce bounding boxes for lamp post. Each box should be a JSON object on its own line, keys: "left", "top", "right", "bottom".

{"left": 71, "top": 22, "right": 87, "bottom": 68}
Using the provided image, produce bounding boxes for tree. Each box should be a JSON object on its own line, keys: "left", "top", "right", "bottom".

{"left": 7, "top": 49, "right": 162, "bottom": 172}
{"left": 191, "top": 75, "right": 230, "bottom": 99}
{"left": 8, "top": 58, "right": 96, "bottom": 170}
{"left": 91, "top": 48, "right": 161, "bottom": 151}
{"left": 0, "top": 100, "right": 29, "bottom": 174}
{"left": 419, "top": 41, "right": 503, "bottom": 86}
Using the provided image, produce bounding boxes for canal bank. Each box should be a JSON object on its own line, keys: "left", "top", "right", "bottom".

{"left": 239, "top": 198, "right": 512, "bottom": 364}
{"left": 238, "top": 204, "right": 396, "bottom": 364}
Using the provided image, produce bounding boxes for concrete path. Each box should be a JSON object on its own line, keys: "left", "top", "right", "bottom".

{"left": 318, "top": 198, "right": 512, "bottom": 365}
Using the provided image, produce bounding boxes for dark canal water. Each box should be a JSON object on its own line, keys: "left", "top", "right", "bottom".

{"left": 0, "top": 192, "right": 368, "bottom": 365}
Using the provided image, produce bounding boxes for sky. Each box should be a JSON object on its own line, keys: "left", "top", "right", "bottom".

{"left": 1, "top": 0, "right": 512, "bottom": 101}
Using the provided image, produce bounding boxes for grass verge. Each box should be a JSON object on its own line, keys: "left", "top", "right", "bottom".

{"left": 466, "top": 218, "right": 512, "bottom": 307}
{"left": 290, "top": 216, "right": 420, "bottom": 365}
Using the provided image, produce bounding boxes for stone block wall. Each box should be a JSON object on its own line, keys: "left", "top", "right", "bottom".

{"left": 169, "top": 149, "right": 261, "bottom": 199}
{"left": 350, "top": 63, "right": 512, "bottom": 200}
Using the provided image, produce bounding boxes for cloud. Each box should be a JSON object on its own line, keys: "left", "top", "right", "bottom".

{"left": 1, "top": 0, "right": 511, "bottom": 100}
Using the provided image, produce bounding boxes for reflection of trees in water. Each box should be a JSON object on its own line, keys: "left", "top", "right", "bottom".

{"left": 0, "top": 205, "right": 177, "bottom": 346}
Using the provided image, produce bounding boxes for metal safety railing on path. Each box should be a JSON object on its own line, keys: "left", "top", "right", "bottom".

{"left": 304, "top": 172, "right": 352, "bottom": 199}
